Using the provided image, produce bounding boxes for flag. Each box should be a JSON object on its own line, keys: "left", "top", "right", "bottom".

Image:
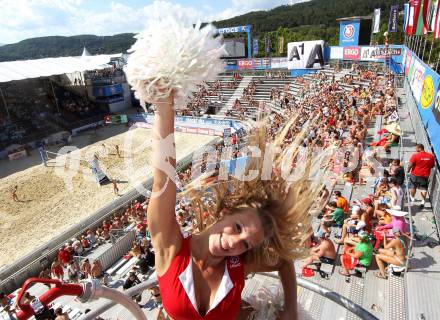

{"left": 406, "top": 1, "right": 414, "bottom": 34}
{"left": 431, "top": 1, "right": 438, "bottom": 31}
{"left": 278, "top": 36, "right": 284, "bottom": 54}
{"left": 404, "top": 3, "right": 410, "bottom": 32}
{"left": 415, "top": 0, "right": 431, "bottom": 35}
{"left": 252, "top": 38, "right": 259, "bottom": 55}
{"left": 434, "top": 1, "right": 440, "bottom": 38}
{"left": 407, "top": 0, "right": 422, "bottom": 35}
{"left": 373, "top": 8, "right": 381, "bottom": 33}
{"left": 265, "top": 37, "right": 271, "bottom": 55}
{"left": 389, "top": 5, "right": 399, "bottom": 32}
{"left": 423, "top": 0, "right": 432, "bottom": 34}
{"left": 416, "top": 1, "right": 426, "bottom": 34}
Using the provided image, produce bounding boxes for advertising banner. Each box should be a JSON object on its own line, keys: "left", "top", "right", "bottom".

{"left": 216, "top": 25, "right": 251, "bottom": 34}
{"left": 405, "top": 51, "right": 413, "bottom": 75}
{"left": 389, "top": 5, "right": 399, "bottom": 32}
{"left": 360, "top": 46, "right": 403, "bottom": 61}
{"left": 235, "top": 58, "right": 271, "bottom": 70}
{"left": 265, "top": 37, "right": 271, "bottom": 55}
{"left": 253, "top": 38, "right": 259, "bottom": 55}
{"left": 253, "top": 58, "right": 271, "bottom": 69}
{"left": 104, "top": 114, "right": 128, "bottom": 124}
{"left": 339, "top": 20, "right": 360, "bottom": 46}
{"left": 328, "top": 45, "right": 404, "bottom": 64}
{"left": 373, "top": 8, "right": 381, "bottom": 33}
{"left": 131, "top": 116, "right": 239, "bottom": 137}
{"left": 271, "top": 58, "right": 289, "bottom": 69}
{"left": 329, "top": 46, "right": 344, "bottom": 60}
{"left": 408, "top": 56, "right": 426, "bottom": 103}
{"left": 238, "top": 59, "right": 254, "bottom": 69}
{"left": 93, "top": 83, "right": 123, "bottom": 97}
{"left": 279, "top": 36, "right": 284, "bottom": 54}
{"left": 404, "top": 47, "right": 440, "bottom": 160}
{"left": 343, "top": 47, "right": 361, "bottom": 60}
{"left": 223, "top": 127, "right": 231, "bottom": 138}
{"left": 287, "top": 40, "right": 325, "bottom": 69}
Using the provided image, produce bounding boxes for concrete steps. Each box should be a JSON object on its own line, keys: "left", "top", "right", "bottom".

{"left": 217, "top": 76, "right": 253, "bottom": 116}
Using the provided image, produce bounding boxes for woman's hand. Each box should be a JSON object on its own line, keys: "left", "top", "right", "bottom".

{"left": 152, "top": 89, "right": 175, "bottom": 111}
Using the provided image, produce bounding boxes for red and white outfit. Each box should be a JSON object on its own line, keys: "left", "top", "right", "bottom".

{"left": 158, "top": 236, "right": 245, "bottom": 320}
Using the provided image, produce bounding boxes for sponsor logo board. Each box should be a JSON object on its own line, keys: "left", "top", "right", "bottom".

{"left": 343, "top": 47, "right": 361, "bottom": 60}
{"left": 421, "top": 75, "right": 435, "bottom": 109}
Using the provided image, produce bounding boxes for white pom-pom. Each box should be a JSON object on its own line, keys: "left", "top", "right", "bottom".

{"left": 125, "top": 10, "right": 225, "bottom": 109}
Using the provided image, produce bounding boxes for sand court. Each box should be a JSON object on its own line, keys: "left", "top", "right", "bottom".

{"left": 0, "top": 125, "right": 214, "bottom": 269}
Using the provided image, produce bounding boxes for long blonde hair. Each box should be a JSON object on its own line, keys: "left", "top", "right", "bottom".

{"left": 182, "top": 113, "right": 332, "bottom": 267}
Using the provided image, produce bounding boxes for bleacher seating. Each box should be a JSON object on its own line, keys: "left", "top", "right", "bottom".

{"left": 53, "top": 83, "right": 108, "bottom": 127}
{"left": 0, "top": 80, "right": 66, "bottom": 150}
{"left": 220, "top": 75, "right": 294, "bottom": 121}
{"left": 2, "top": 65, "right": 415, "bottom": 320}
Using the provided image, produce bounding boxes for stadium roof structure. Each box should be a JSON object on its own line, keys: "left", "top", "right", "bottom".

{"left": 0, "top": 53, "right": 120, "bottom": 83}
{"left": 81, "top": 46, "right": 91, "bottom": 57}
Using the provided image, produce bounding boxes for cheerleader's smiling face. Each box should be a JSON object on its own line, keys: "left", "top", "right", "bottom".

{"left": 208, "top": 210, "right": 265, "bottom": 257}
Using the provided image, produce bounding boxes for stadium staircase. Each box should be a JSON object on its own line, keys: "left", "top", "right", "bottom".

{"left": 217, "top": 75, "right": 253, "bottom": 116}
{"left": 251, "top": 76, "right": 293, "bottom": 100}
{"left": 214, "top": 75, "right": 239, "bottom": 102}
{"left": 203, "top": 75, "right": 240, "bottom": 113}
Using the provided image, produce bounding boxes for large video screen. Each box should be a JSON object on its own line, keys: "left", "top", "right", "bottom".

{"left": 221, "top": 38, "right": 246, "bottom": 58}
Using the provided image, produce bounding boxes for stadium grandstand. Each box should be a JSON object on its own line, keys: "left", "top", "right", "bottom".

{"left": 1, "top": 7, "right": 440, "bottom": 320}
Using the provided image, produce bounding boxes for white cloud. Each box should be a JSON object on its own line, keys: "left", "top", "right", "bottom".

{"left": 229, "top": 0, "right": 307, "bottom": 13}
{"left": 0, "top": 0, "right": 310, "bottom": 44}
{"left": 0, "top": 0, "right": 209, "bottom": 44}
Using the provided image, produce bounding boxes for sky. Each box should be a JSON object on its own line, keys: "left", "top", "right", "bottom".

{"left": 0, "top": 0, "right": 308, "bottom": 45}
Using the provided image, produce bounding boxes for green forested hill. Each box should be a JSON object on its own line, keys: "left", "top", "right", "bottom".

{"left": 0, "top": 0, "right": 406, "bottom": 62}
{"left": 214, "top": 0, "right": 406, "bottom": 54}
{"left": 0, "top": 33, "right": 136, "bottom": 61}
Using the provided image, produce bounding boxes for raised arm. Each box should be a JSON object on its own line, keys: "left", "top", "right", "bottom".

{"left": 147, "top": 93, "right": 182, "bottom": 276}
{"left": 277, "top": 260, "right": 298, "bottom": 320}
{"left": 245, "top": 259, "right": 298, "bottom": 320}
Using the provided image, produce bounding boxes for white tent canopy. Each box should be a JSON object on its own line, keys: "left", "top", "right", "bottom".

{"left": 0, "top": 54, "right": 120, "bottom": 83}
{"left": 81, "top": 46, "right": 91, "bottom": 57}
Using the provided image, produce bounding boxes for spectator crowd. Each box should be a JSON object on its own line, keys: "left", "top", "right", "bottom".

{"left": 2, "top": 64, "right": 436, "bottom": 320}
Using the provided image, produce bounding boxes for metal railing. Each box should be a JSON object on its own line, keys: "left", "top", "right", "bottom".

{"left": 396, "top": 83, "right": 416, "bottom": 271}
{"left": 82, "top": 274, "right": 379, "bottom": 320}
{"left": 403, "top": 79, "right": 440, "bottom": 238}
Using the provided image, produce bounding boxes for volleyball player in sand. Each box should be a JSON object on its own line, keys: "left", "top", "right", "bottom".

{"left": 11, "top": 185, "right": 19, "bottom": 202}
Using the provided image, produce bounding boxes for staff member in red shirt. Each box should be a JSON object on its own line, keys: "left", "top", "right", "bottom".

{"left": 408, "top": 144, "right": 435, "bottom": 208}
